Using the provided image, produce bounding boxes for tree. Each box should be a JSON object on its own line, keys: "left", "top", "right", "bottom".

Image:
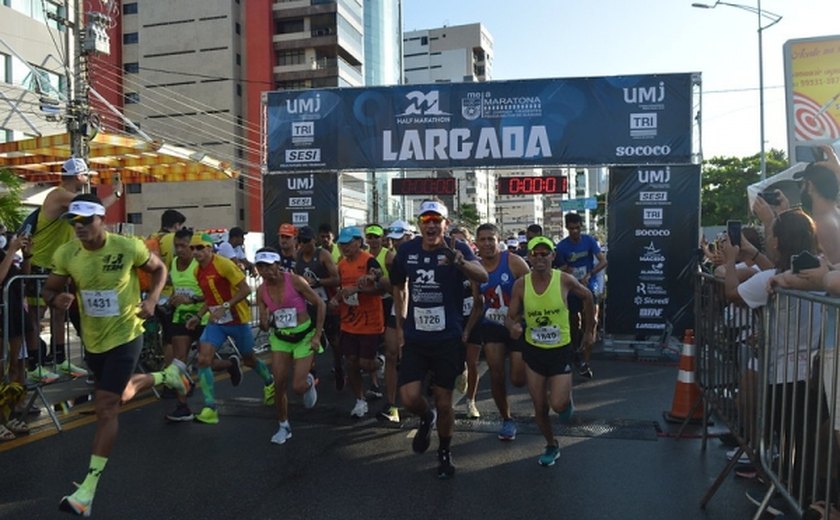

{"left": 701, "top": 149, "right": 787, "bottom": 226}
{"left": 0, "top": 169, "right": 25, "bottom": 230}
{"left": 456, "top": 202, "right": 480, "bottom": 231}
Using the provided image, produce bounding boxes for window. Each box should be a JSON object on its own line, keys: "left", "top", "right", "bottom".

{"left": 127, "top": 183, "right": 142, "bottom": 194}
{"left": 236, "top": 53, "right": 241, "bottom": 66}
{"left": 123, "top": 3, "right": 138, "bottom": 14}
{"left": 123, "top": 33, "right": 139, "bottom": 44}
{"left": 127, "top": 213, "right": 143, "bottom": 224}
{"left": 277, "top": 19, "right": 304, "bottom": 34}
{"left": 420, "top": 36, "right": 428, "bottom": 45}
{"left": 277, "top": 50, "right": 305, "bottom": 66}
{"left": 124, "top": 92, "right": 140, "bottom": 104}
{"left": 235, "top": 22, "right": 240, "bottom": 35}
{"left": 124, "top": 62, "right": 139, "bottom": 74}
{"left": 236, "top": 84, "right": 241, "bottom": 96}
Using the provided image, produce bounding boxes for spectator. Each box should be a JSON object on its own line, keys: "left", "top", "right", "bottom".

{"left": 217, "top": 226, "right": 254, "bottom": 274}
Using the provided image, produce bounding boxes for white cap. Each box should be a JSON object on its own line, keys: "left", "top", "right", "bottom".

{"left": 61, "top": 157, "right": 92, "bottom": 176}
{"left": 506, "top": 239, "right": 519, "bottom": 248}
{"left": 418, "top": 200, "right": 448, "bottom": 219}
{"left": 386, "top": 219, "right": 412, "bottom": 239}
{"left": 255, "top": 251, "right": 281, "bottom": 264}
{"left": 63, "top": 200, "right": 106, "bottom": 218}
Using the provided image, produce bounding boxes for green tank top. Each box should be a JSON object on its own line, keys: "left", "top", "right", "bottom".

{"left": 32, "top": 209, "right": 75, "bottom": 269}
{"left": 374, "top": 247, "right": 390, "bottom": 280}
{"left": 169, "top": 257, "right": 207, "bottom": 324}
{"left": 524, "top": 269, "right": 571, "bottom": 349}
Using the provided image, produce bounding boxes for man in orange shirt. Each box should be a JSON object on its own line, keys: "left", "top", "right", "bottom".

{"left": 185, "top": 233, "right": 274, "bottom": 424}
{"left": 332, "top": 227, "right": 385, "bottom": 418}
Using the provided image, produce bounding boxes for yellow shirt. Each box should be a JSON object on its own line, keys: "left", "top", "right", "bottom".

{"left": 31, "top": 204, "right": 75, "bottom": 269}
{"left": 52, "top": 233, "right": 150, "bottom": 353}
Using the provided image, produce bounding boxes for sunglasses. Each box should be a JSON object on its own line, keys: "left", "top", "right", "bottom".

{"left": 418, "top": 214, "right": 443, "bottom": 224}
{"left": 68, "top": 215, "right": 96, "bottom": 226}
{"left": 530, "top": 250, "right": 552, "bottom": 258}
{"left": 189, "top": 245, "right": 206, "bottom": 251}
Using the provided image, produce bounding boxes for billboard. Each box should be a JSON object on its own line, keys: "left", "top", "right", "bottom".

{"left": 262, "top": 73, "right": 696, "bottom": 172}
{"left": 262, "top": 172, "right": 339, "bottom": 249}
{"left": 606, "top": 164, "right": 700, "bottom": 337}
{"left": 784, "top": 35, "right": 840, "bottom": 162}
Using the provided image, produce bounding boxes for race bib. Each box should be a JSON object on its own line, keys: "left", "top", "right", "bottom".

{"left": 210, "top": 305, "right": 234, "bottom": 324}
{"left": 174, "top": 287, "right": 196, "bottom": 298}
{"left": 572, "top": 266, "right": 588, "bottom": 281}
{"left": 272, "top": 308, "right": 298, "bottom": 328}
{"left": 81, "top": 290, "right": 119, "bottom": 317}
{"left": 343, "top": 291, "right": 359, "bottom": 306}
{"left": 462, "top": 296, "right": 474, "bottom": 316}
{"left": 414, "top": 306, "right": 445, "bottom": 332}
{"left": 530, "top": 325, "right": 561, "bottom": 345}
{"left": 485, "top": 307, "right": 508, "bottom": 324}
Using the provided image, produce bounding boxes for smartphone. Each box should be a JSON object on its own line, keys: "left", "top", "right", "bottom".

{"left": 726, "top": 220, "right": 742, "bottom": 248}
{"left": 758, "top": 191, "right": 781, "bottom": 206}
{"left": 795, "top": 145, "right": 827, "bottom": 163}
{"left": 791, "top": 250, "right": 821, "bottom": 274}
{"left": 20, "top": 223, "right": 32, "bottom": 238}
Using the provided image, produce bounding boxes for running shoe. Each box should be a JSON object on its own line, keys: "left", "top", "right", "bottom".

{"left": 350, "top": 399, "right": 368, "bottom": 418}
{"left": 59, "top": 489, "right": 93, "bottom": 517}
{"left": 365, "top": 384, "right": 383, "bottom": 400}
{"left": 437, "top": 448, "right": 456, "bottom": 479}
{"left": 726, "top": 447, "right": 751, "bottom": 464}
{"left": 194, "top": 406, "right": 219, "bottom": 425}
{"left": 227, "top": 355, "right": 242, "bottom": 387}
{"left": 412, "top": 409, "right": 437, "bottom": 454}
{"left": 165, "top": 403, "right": 194, "bottom": 422}
{"left": 539, "top": 443, "right": 561, "bottom": 467}
{"left": 57, "top": 360, "right": 88, "bottom": 378}
{"left": 577, "top": 362, "right": 594, "bottom": 379}
{"left": 162, "top": 359, "right": 189, "bottom": 396}
{"left": 303, "top": 373, "right": 318, "bottom": 409}
{"left": 263, "top": 383, "right": 276, "bottom": 406}
{"left": 498, "top": 419, "right": 517, "bottom": 441}
{"left": 27, "top": 365, "right": 59, "bottom": 384}
{"left": 745, "top": 488, "right": 788, "bottom": 516}
{"left": 378, "top": 405, "right": 400, "bottom": 423}
{"left": 270, "top": 424, "right": 292, "bottom": 445}
{"left": 466, "top": 399, "right": 480, "bottom": 419}
{"left": 454, "top": 370, "right": 468, "bottom": 394}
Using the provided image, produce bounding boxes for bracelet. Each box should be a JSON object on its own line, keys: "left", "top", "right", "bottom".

{"left": 751, "top": 250, "right": 760, "bottom": 262}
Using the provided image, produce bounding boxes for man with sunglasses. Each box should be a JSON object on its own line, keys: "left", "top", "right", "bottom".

{"left": 390, "top": 200, "right": 488, "bottom": 478}
{"left": 27, "top": 158, "right": 123, "bottom": 381}
{"left": 41, "top": 194, "right": 189, "bottom": 515}
{"left": 185, "top": 233, "right": 274, "bottom": 424}
{"left": 506, "top": 236, "right": 595, "bottom": 467}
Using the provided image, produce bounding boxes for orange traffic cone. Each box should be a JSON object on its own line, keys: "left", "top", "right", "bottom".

{"left": 663, "top": 330, "right": 704, "bottom": 424}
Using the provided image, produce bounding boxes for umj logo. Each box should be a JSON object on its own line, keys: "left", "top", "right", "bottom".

{"left": 287, "top": 175, "right": 314, "bottom": 190}
{"left": 623, "top": 82, "right": 665, "bottom": 104}
{"left": 286, "top": 94, "right": 321, "bottom": 114}
{"left": 638, "top": 167, "right": 670, "bottom": 184}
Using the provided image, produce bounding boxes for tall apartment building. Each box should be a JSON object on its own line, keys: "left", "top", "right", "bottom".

{"left": 495, "top": 168, "right": 544, "bottom": 236}
{"left": 0, "top": 0, "right": 67, "bottom": 143}
{"left": 403, "top": 22, "right": 492, "bottom": 84}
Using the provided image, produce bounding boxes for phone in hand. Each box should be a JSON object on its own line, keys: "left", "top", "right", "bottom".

{"left": 758, "top": 191, "right": 781, "bottom": 205}
{"left": 726, "top": 220, "right": 742, "bottom": 248}
{"left": 795, "top": 145, "right": 827, "bottom": 163}
{"left": 791, "top": 250, "right": 821, "bottom": 274}
{"left": 20, "top": 223, "right": 32, "bottom": 238}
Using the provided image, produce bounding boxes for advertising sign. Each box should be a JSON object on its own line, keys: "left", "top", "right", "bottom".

{"left": 263, "top": 73, "right": 696, "bottom": 171}
{"left": 606, "top": 165, "right": 700, "bottom": 336}
{"left": 784, "top": 35, "right": 840, "bottom": 162}
{"left": 262, "top": 172, "right": 339, "bottom": 249}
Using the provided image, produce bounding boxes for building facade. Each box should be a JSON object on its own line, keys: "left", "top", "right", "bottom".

{"left": 403, "top": 22, "right": 492, "bottom": 84}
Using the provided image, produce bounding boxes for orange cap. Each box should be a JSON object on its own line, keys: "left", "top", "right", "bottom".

{"left": 278, "top": 223, "right": 298, "bottom": 237}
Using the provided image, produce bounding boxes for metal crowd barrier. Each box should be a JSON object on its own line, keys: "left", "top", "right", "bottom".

{"left": 694, "top": 272, "right": 840, "bottom": 518}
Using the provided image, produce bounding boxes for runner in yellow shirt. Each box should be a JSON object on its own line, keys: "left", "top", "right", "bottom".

{"left": 41, "top": 194, "right": 189, "bottom": 516}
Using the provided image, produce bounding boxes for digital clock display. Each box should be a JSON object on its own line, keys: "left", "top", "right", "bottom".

{"left": 391, "top": 178, "right": 457, "bottom": 196}
{"left": 498, "top": 175, "right": 568, "bottom": 195}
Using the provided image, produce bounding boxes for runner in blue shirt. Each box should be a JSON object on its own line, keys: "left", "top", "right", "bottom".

{"left": 552, "top": 213, "right": 607, "bottom": 379}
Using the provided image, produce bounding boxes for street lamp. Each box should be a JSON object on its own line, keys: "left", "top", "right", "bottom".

{"left": 691, "top": 0, "right": 782, "bottom": 181}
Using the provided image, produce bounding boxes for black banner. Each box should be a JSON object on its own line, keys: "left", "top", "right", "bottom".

{"left": 262, "top": 172, "right": 339, "bottom": 249}
{"left": 606, "top": 165, "right": 700, "bottom": 337}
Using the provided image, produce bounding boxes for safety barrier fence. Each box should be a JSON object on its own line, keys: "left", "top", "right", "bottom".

{"left": 694, "top": 272, "right": 840, "bottom": 518}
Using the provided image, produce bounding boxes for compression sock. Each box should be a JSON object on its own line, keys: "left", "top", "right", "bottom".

{"left": 76, "top": 455, "right": 108, "bottom": 500}
{"left": 198, "top": 366, "right": 216, "bottom": 407}
{"left": 253, "top": 359, "right": 273, "bottom": 385}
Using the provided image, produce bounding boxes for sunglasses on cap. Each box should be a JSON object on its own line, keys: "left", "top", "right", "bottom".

{"left": 418, "top": 214, "right": 444, "bottom": 224}
{"left": 68, "top": 215, "right": 96, "bottom": 226}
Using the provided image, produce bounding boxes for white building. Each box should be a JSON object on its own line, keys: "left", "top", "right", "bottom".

{"left": 403, "top": 22, "right": 492, "bottom": 84}
{"left": 495, "top": 168, "right": 544, "bottom": 236}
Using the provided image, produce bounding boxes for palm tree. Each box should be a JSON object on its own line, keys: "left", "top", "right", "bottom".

{"left": 0, "top": 169, "right": 25, "bottom": 230}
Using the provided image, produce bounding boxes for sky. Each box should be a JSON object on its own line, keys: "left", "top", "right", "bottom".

{"left": 402, "top": 0, "right": 840, "bottom": 161}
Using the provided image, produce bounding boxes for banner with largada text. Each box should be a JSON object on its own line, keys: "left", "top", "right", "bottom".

{"left": 262, "top": 73, "right": 697, "bottom": 172}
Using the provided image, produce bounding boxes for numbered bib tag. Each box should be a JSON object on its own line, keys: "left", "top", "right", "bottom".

{"left": 272, "top": 308, "right": 298, "bottom": 329}
{"left": 485, "top": 307, "right": 508, "bottom": 324}
{"left": 174, "top": 287, "right": 195, "bottom": 297}
{"left": 414, "top": 306, "right": 445, "bottom": 332}
{"left": 343, "top": 291, "right": 359, "bottom": 306}
{"left": 211, "top": 305, "right": 234, "bottom": 324}
{"left": 81, "top": 290, "right": 119, "bottom": 317}
{"left": 530, "top": 325, "right": 561, "bottom": 345}
{"left": 462, "top": 296, "right": 474, "bottom": 316}
{"left": 572, "top": 266, "right": 588, "bottom": 281}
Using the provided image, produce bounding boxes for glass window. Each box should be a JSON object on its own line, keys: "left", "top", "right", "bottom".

{"left": 123, "top": 3, "right": 138, "bottom": 15}
{"left": 124, "top": 62, "right": 139, "bottom": 74}
{"left": 127, "top": 213, "right": 143, "bottom": 224}
{"left": 126, "top": 183, "right": 142, "bottom": 194}
{"left": 123, "top": 33, "right": 139, "bottom": 44}
{"left": 124, "top": 92, "right": 140, "bottom": 104}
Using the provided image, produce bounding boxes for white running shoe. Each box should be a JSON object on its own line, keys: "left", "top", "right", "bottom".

{"left": 350, "top": 399, "right": 368, "bottom": 418}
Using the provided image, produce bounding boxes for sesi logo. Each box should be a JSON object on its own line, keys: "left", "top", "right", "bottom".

{"left": 285, "top": 149, "right": 321, "bottom": 163}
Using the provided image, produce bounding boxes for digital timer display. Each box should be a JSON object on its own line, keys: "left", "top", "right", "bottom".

{"left": 391, "top": 177, "right": 457, "bottom": 196}
{"left": 498, "top": 175, "right": 568, "bottom": 195}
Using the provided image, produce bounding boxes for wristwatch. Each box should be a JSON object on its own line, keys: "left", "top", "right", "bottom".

{"left": 222, "top": 302, "right": 231, "bottom": 309}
